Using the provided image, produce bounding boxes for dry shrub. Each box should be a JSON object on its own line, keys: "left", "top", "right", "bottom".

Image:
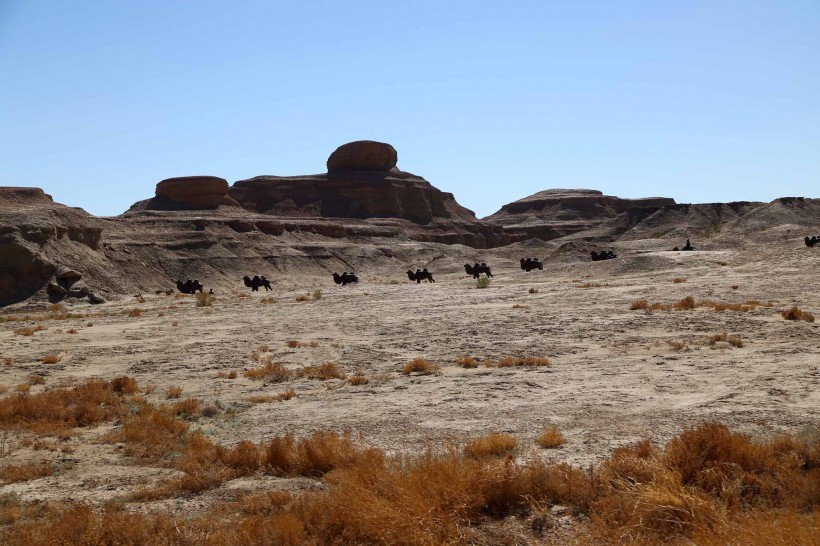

{"left": 216, "top": 370, "right": 237, "bottom": 379}
{"left": 731, "top": 284, "right": 739, "bottom": 290}
{"left": 576, "top": 282, "right": 601, "bottom": 288}
{"left": 295, "top": 294, "right": 310, "bottom": 302}
{"left": 0, "top": 379, "right": 126, "bottom": 433}
{"left": 347, "top": 375, "right": 369, "bottom": 386}
{"left": 312, "top": 290, "right": 322, "bottom": 300}
{"left": 126, "top": 308, "right": 142, "bottom": 318}
{"left": 110, "top": 377, "right": 138, "bottom": 394}
{"left": 195, "top": 291, "right": 215, "bottom": 307}
{"left": 245, "top": 390, "right": 295, "bottom": 403}
{"left": 539, "top": 426, "right": 565, "bottom": 448}
{"left": 277, "top": 389, "right": 296, "bottom": 401}
{"left": 13, "top": 326, "right": 44, "bottom": 337}
{"left": 262, "top": 430, "right": 376, "bottom": 477}
{"left": 3, "top": 358, "right": 12, "bottom": 365}
{"left": 511, "top": 303, "right": 528, "bottom": 309}
{"left": 308, "top": 341, "right": 319, "bottom": 348}
{"left": 297, "top": 363, "right": 345, "bottom": 381}
{"left": 27, "top": 375, "right": 45, "bottom": 386}
{"left": 0, "top": 386, "right": 7, "bottom": 394}
{"left": 142, "top": 383, "right": 156, "bottom": 395}
{"left": 457, "top": 356, "right": 479, "bottom": 368}
{"left": 259, "top": 344, "right": 271, "bottom": 352}
{"left": 782, "top": 306, "right": 815, "bottom": 322}
{"left": 466, "top": 433, "right": 518, "bottom": 458}
{"left": 476, "top": 277, "right": 491, "bottom": 289}
{"left": 673, "top": 296, "right": 697, "bottom": 310}
{"left": 66, "top": 329, "right": 78, "bottom": 334}
{"left": 287, "top": 340, "right": 301, "bottom": 348}
{"left": 402, "top": 358, "right": 438, "bottom": 375}
{"left": 40, "top": 354, "right": 61, "bottom": 364}
{"left": 245, "top": 361, "right": 292, "bottom": 382}
{"left": 167, "top": 399, "right": 200, "bottom": 419}
{"left": 709, "top": 332, "right": 743, "bottom": 348}
{"left": 630, "top": 299, "right": 649, "bottom": 310}
{"left": 261, "top": 297, "right": 275, "bottom": 304}
{"left": 673, "top": 277, "right": 686, "bottom": 283}
{"left": 495, "top": 356, "right": 550, "bottom": 368}
{"left": 668, "top": 340, "right": 687, "bottom": 351}
{"left": 1, "top": 462, "right": 55, "bottom": 484}
{"left": 14, "top": 385, "right": 29, "bottom": 394}
{"left": 528, "top": 287, "right": 539, "bottom": 294}
{"left": 165, "top": 386, "right": 183, "bottom": 399}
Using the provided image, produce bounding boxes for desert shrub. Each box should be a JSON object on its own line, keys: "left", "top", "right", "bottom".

{"left": 195, "top": 292, "right": 215, "bottom": 307}
{"left": 495, "top": 356, "right": 550, "bottom": 367}
{"left": 126, "top": 308, "right": 142, "bottom": 318}
{"left": 782, "top": 306, "right": 815, "bottom": 322}
{"left": 167, "top": 399, "right": 200, "bottom": 419}
{"left": 466, "top": 433, "right": 518, "bottom": 458}
{"left": 668, "top": 340, "right": 687, "bottom": 351}
{"left": 456, "top": 356, "right": 479, "bottom": 368}
{"left": 287, "top": 340, "right": 301, "bottom": 348}
{"left": 216, "top": 370, "right": 237, "bottom": 379}
{"left": 165, "top": 386, "right": 183, "bottom": 399}
{"left": 709, "top": 332, "right": 743, "bottom": 348}
{"left": 539, "top": 425, "right": 565, "bottom": 448}
{"left": 13, "top": 326, "right": 44, "bottom": 336}
{"left": 673, "top": 277, "right": 686, "bottom": 283}
{"left": 630, "top": 299, "right": 649, "bottom": 310}
{"left": 297, "top": 363, "right": 345, "bottom": 381}
{"left": 528, "top": 287, "right": 539, "bottom": 294}
{"left": 110, "top": 376, "right": 138, "bottom": 394}
{"left": 66, "top": 329, "right": 78, "bottom": 334}
{"left": 347, "top": 375, "right": 369, "bottom": 386}
{"left": 244, "top": 361, "right": 292, "bottom": 382}
{"left": 0, "top": 462, "right": 55, "bottom": 484}
{"left": 401, "top": 358, "right": 438, "bottom": 375}
{"left": 27, "top": 375, "right": 45, "bottom": 386}
{"left": 40, "top": 354, "right": 61, "bottom": 365}
{"left": 476, "top": 277, "right": 491, "bottom": 289}
{"left": 312, "top": 290, "right": 322, "bottom": 300}
{"left": 295, "top": 294, "right": 310, "bottom": 302}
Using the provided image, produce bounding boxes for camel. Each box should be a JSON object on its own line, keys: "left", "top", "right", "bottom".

{"left": 520, "top": 258, "right": 543, "bottom": 272}
{"left": 243, "top": 275, "right": 272, "bottom": 292}
{"left": 407, "top": 268, "right": 435, "bottom": 283}
{"left": 260, "top": 276, "right": 272, "bottom": 291}
{"left": 681, "top": 239, "right": 694, "bottom": 251}
{"left": 464, "top": 263, "right": 493, "bottom": 279}
{"left": 332, "top": 272, "right": 358, "bottom": 286}
{"left": 805, "top": 236, "right": 819, "bottom": 248}
{"left": 176, "top": 279, "right": 204, "bottom": 294}
{"left": 590, "top": 251, "right": 617, "bottom": 261}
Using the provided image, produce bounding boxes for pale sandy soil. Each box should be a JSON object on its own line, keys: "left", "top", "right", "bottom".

{"left": 1, "top": 243, "right": 818, "bottom": 512}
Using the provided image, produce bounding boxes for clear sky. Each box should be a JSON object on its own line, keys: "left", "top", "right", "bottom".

{"left": 1, "top": 1, "right": 818, "bottom": 218}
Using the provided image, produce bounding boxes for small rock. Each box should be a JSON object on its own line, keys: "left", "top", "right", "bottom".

{"left": 88, "top": 292, "right": 105, "bottom": 304}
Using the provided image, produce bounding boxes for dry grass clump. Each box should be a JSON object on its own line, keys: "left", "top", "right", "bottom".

{"left": 312, "top": 290, "right": 322, "bottom": 300}
{"left": 347, "top": 375, "right": 369, "bottom": 386}
{"left": 110, "top": 376, "right": 139, "bottom": 394}
{"left": 709, "top": 331, "right": 743, "bottom": 348}
{"left": 165, "top": 386, "right": 183, "bottom": 399}
{"left": 465, "top": 433, "right": 518, "bottom": 458}
{"left": 476, "top": 277, "right": 491, "bottom": 289}
{"left": 495, "top": 356, "right": 551, "bottom": 368}
{"left": 195, "top": 291, "right": 216, "bottom": 307}
{"left": 295, "top": 294, "right": 310, "bottom": 302}
{"left": 576, "top": 282, "right": 602, "bottom": 288}
{"left": 538, "top": 425, "right": 566, "bottom": 448}
{"left": 630, "top": 299, "right": 650, "bottom": 310}
{"left": 286, "top": 340, "right": 301, "bottom": 348}
{"left": 14, "top": 385, "right": 30, "bottom": 394}
{"left": 244, "top": 361, "right": 292, "bottom": 382}
{"left": 668, "top": 340, "right": 688, "bottom": 351}
{"left": 66, "top": 329, "right": 78, "bottom": 334}
{"left": 401, "top": 358, "right": 438, "bottom": 375}
{"left": 13, "top": 325, "right": 44, "bottom": 336}
{"left": 457, "top": 356, "right": 479, "bottom": 368}
{"left": 528, "top": 287, "right": 539, "bottom": 294}
{"left": 782, "top": 306, "right": 815, "bottom": 322}
{"left": 167, "top": 399, "right": 200, "bottom": 419}
{"left": 40, "top": 354, "right": 61, "bottom": 364}
{"left": 673, "top": 277, "right": 686, "bottom": 283}
{"left": 0, "top": 462, "right": 55, "bottom": 484}
{"left": 27, "top": 375, "right": 45, "bottom": 386}
{"left": 260, "top": 296, "right": 275, "bottom": 304}
{"left": 0, "top": 423, "right": 817, "bottom": 545}
{"left": 216, "top": 370, "right": 237, "bottom": 379}
{"left": 244, "top": 390, "right": 297, "bottom": 403}
{"left": 631, "top": 296, "right": 768, "bottom": 313}
{"left": 511, "top": 303, "right": 529, "bottom": 309}
{"left": 296, "top": 363, "right": 345, "bottom": 381}
{"left": 126, "top": 308, "right": 142, "bottom": 318}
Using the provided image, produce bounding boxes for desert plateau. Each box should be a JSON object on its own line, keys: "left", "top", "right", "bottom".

{"left": 0, "top": 142, "right": 818, "bottom": 544}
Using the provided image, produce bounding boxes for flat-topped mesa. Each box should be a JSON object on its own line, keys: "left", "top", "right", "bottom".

{"left": 229, "top": 140, "right": 477, "bottom": 225}
{"left": 0, "top": 187, "right": 55, "bottom": 206}
{"left": 130, "top": 176, "right": 240, "bottom": 211}
{"left": 484, "top": 189, "right": 676, "bottom": 241}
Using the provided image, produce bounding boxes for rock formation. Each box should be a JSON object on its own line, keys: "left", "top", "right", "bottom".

{"left": 326, "top": 140, "right": 398, "bottom": 172}
{"left": 130, "top": 176, "right": 240, "bottom": 211}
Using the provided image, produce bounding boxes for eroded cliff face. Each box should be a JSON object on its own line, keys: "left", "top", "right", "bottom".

{"left": 0, "top": 188, "right": 106, "bottom": 306}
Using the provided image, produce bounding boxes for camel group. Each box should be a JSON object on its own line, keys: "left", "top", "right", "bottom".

{"left": 520, "top": 258, "right": 543, "bottom": 271}
{"left": 407, "top": 268, "right": 435, "bottom": 283}
{"left": 464, "top": 263, "right": 493, "bottom": 279}
{"left": 176, "top": 279, "right": 204, "bottom": 294}
{"left": 243, "top": 275, "right": 272, "bottom": 291}
{"left": 590, "top": 250, "right": 617, "bottom": 261}
{"left": 332, "top": 272, "right": 359, "bottom": 286}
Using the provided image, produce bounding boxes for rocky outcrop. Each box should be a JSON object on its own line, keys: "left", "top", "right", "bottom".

{"left": 485, "top": 189, "right": 676, "bottom": 241}
{"left": 0, "top": 188, "right": 107, "bottom": 306}
{"left": 131, "top": 176, "right": 240, "bottom": 211}
{"left": 327, "top": 140, "right": 398, "bottom": 172}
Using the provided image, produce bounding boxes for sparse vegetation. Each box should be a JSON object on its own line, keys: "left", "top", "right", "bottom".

{"left": 40, "top": 354, "right": 61, "bottom": 364}
{"left": 347, "top": 375, "right": 369, "bottom": 386}
{"left": 668, "top": 340, "right": 688, "bottom": 351}
{"left": 465, "top": 433, "right": 517, "bottom": 458}
{"left": 127, "top": 308, "right": 142, "bottom": 318}
{"left": 295, "top": 294, "right": 310, "bottom": 302}
{"left": 195, "top": 291, "right": 216, "bottom": 307}
{"left": 782, "top": 306, "right": 815, "bottom": 322}
{"left": 456, "top": 356, "right": 479, "bottom": 368}
{"left": 312, "top": 290, "right": 322, "bottom": 300}
{"left": 287, "top": 340, "right": 301, "bottom": 348}
{"left": 709, "top": 331, "right": 744, "bottom": 348}
{"left": 495, "top": 356, "right": 550, "bottom": 367}
{"left": 260, "top": 297, "right": 275, "bottom": 304}
{"left": 538, "top": 425, "right": 566, "bottom": 448}
{"left": 27, "top": 375, "right": 45, "bottom": 386}
{"left": 401, "top": 358, "right": 438, "bottom": 375}
{"left": 296, "top": 363, "right": 345, "bottom": 381}
{"left": 216, "top": 370, "right": 237, "bottom": 379}
{"left": 13, "top": 325, "right": 44, "bottom": 336}
{"left": 1, "top": 462, "right": 55, "bottom": 484}
{"left": 111, "top": 376, "right": 139, "bottom": 394}
{"left": 476, "top": 277, "right": 491, "bottom": 289}
{"left": 631, "top": 296, "right": 772, "bottom": 313}
{"left": 673, "top": 277, "right": 686, "bottom": 283}
{"left": 244, "top": 361, "right": 292, "bottom": 382}
{"left": 165, "top": 386, "right": 183, "bottom": 399}
{"left": 528, "top": 287, "right": 539, "bottom": 294}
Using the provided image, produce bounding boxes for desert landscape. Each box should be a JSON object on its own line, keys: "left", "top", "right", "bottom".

{"left": 0, "top": 141, "right": 818, "bottom": 544}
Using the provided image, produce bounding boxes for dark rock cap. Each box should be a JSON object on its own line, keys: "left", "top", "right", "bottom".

{"left": 327, "top": 141, "right": 398, "bottom": 172}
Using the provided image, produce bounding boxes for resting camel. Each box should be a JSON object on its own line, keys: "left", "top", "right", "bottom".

{"left": 176, "top": 279, "right": 204, "bottom": 294}
{"left": 590, "top": 251, "right": 617, "bottom": 261}
{"left": 520, "top": 258, "right": 543, "bottom": 272}
{"left": 332, "top": 272, "right": 358, "bottom": 286}
{"left": 407, "top": 268, "right": 435, "bottom": 283}
{"left": 805, "top": 236, "right": 819, "bottom": 248}
{"left": 464, "top": 263, "right": 493, "bottom": 279}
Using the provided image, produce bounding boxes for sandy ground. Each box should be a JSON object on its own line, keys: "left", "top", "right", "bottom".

{"left": 0, "top": 243, "right": 818, "bottom": 510}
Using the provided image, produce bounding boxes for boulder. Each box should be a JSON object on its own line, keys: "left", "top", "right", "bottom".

{"left": 152, "top": 176, "right": 234, "bottom": 209}
{"left": 56, "top": 268, "right": 83, "bottom": 282}
{"left": 47, "top": 282, "right": 67, "bottom": 296}
{"left": 88, "top": 292, "right": 105, "bottom": 304}
{"left": 327, "top": 141, "right": 397, "bottom": 172}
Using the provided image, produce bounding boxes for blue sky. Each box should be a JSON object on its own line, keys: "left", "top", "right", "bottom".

{"left": 1, "top": 1, "right": 818, "bottom": 217}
